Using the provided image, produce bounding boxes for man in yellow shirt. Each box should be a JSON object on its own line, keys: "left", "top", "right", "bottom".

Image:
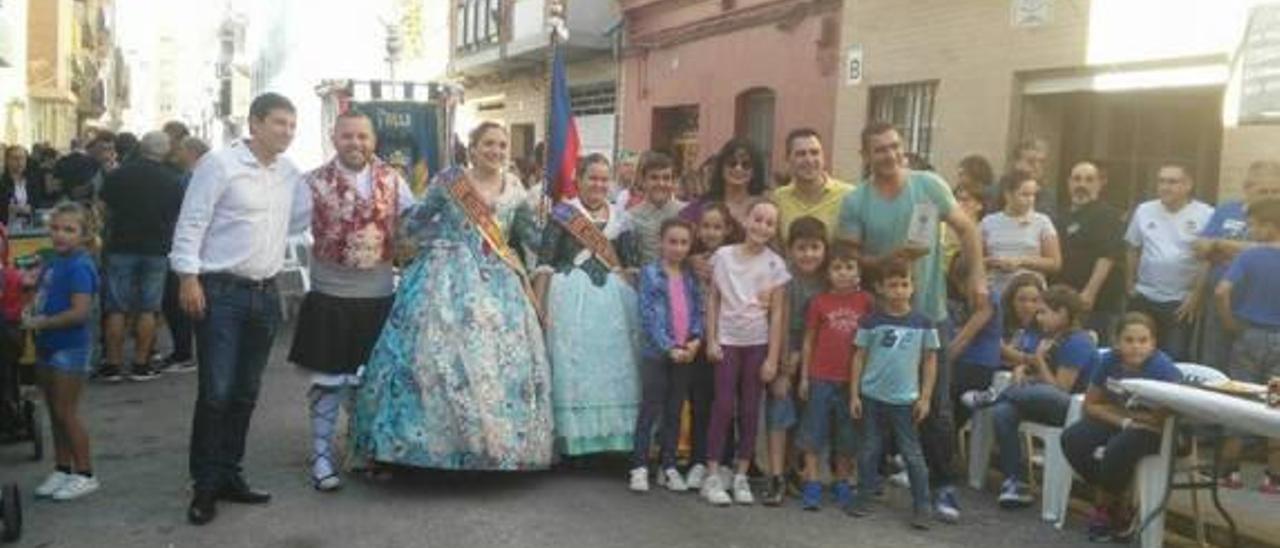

{"left": 773, "top": 128, "right": 854, "bottom": 239}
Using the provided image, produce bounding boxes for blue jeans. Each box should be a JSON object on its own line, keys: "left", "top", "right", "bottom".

{"left": 104, "top": 254, "right": 169, "bottom": 313}
{"left": 36, "top": 346, "right": 93, "bottom": 376}
{"left": 188, "top": 275, "right": 281, "bottom": 493}
{"left": 857, "top": 397, "right": 931, "bottom": 511}
{"left": 919, "top": 319, "right": 957, "bottom": 489}
{"left": 992, "top": 382, "right": 1073, "bottom": 482}
{"left": 766, "top": 394, "right": 798, "bottom": 432}
{"left": 798, "top": 380, "right": 857, "bottom": 456}
{"left": 163, "top": 270, "right": 195, "bottom": 360}
{"left": 631, "top": 354, "right": 691, "bottom": 469}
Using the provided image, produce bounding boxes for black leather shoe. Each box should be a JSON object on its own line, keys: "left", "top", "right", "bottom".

{"left": 218, "top": 480, "right": 271, "bottom": 505}
{"left": 187, "top": 491, "right": 218, "bottom": 525}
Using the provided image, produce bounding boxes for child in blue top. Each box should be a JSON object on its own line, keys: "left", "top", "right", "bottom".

{"left": 849, "top": 261, "right": 940, "bottom": 529}
{"left": 989, "top": 285, "right": 1097, "bottom": 508}
{"left": 962, "top": 272, "right": 1047, "bottom": 410}
{"left": 1215, "top": 197, "right": 1280, "bottom": 494}
{"left": 1061, "top": 313, "right": 1181, "bottom": 542}
{"left": 1000, "top": 271, "right": 1049, "bottom": 370}
{"left": 947, "top": 280, "right": 1000, "bottom": 425}
{"left": 630, "top": 219, "right": 703, "bottom": 493}
{"left": 29, "top": 202, "right": 101, "bottom": 501}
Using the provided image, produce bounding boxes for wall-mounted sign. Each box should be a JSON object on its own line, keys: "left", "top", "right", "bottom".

{"left": 846, "top": 45, "right": 863, "bottom": 86}
{"left": 1239, "top": 3, "right": 1280, "bottom": 125}
{"left": 1012, "top": 0, "right": 1052, "bottom": 28}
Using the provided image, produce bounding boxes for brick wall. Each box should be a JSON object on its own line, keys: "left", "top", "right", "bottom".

{"left": 459, "top": 53, "right": 617, "bottom": 145}
{"left": 831, "top": 0, "right": 1280, "bottom": 201}
{"left": 619, "top": 0, "right": 842, "bottom": 174}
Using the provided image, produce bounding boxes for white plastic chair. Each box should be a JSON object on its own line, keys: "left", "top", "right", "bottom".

{"left": 966, "top": 350, "right": 1109, "bottom": 528}
{"left": 1043, "top": 348, "right": 1116, "bottom": 528}
{"left": 967, "top": 390, "right": 1081, "bottom": 525}
{"left": 279, "top": 233, "right": 313, "bottom": 319}
{"left": 1132, "top": 415, "right": 1177, "bottom": 548}
{"left": 965, "top": 371, "right": 1009, "bottom": 490}
{"left": 1046, "top": 393, "right": 1086, "bottom": 528}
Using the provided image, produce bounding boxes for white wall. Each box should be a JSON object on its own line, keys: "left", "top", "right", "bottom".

{"left": 0, "top": 0, "right": 29, "bottom": 145}
{"left": 116, "top": 0, "right": 221, "bottom": 135}
{"left": 1085, "top": 0, "right": 1265, "bottom": 66}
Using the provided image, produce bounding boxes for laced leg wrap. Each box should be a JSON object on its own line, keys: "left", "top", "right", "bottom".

{"left": 308, "top": 384, "right": 345, "bottom": 480}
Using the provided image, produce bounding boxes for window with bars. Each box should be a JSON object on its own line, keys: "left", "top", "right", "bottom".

{"left": 455, "top": 0, "right": 502, "bottom": 53}
{"left": 869, "top": 81, "right": 938, "bottom": 161}
{"left": 570, "top": 82, "right": 616, "bottom": 116}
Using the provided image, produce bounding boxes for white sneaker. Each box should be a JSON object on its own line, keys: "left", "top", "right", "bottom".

{"left": 701, "top": 473, "right": 732, "bottom": 506}
{"left": 685, "top": 464, "right": 708, "bottom": 490}
{"left": 34, "top": 471, "right": 72, "bottom": 498}
{"left": 51, "top": 474, "right": 99, "bottom": 501}
{"left": 315, "top": 475, "right": 342, "bottom": 492}
{"left": 731, "top": 473, "right": 754, "bottom": 505}
{"left": 961, "top": 388, "right": 1000, "bottom": 409}
{"left": 716, "top": 467, "right": 733, "bottom": 492}
{"left": 628, "top": 467, "right": 650, "bottom": 493}
{"left": 660, "top": 468, "right": 688, "bottom": 492}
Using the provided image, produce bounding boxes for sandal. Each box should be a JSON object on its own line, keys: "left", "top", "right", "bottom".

{"left": 310, "top": 455, "right": 342, "bottom": 492}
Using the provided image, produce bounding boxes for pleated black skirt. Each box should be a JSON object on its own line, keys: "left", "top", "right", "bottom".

{"left": 288, "top": 292, "right": 394, "bottom": 375}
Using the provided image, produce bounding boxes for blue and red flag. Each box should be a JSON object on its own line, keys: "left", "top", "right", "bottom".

{"left": 545, "top": 47, "right": 580, "bottom": 201}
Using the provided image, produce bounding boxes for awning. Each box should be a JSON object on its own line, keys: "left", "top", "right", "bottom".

{"left": 1023, "top": 64, "right": 1230, "bottom": 95}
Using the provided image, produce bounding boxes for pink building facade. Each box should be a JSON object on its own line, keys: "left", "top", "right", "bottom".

{"left": 619, "top": 0, "right": 842, "bottom": 180}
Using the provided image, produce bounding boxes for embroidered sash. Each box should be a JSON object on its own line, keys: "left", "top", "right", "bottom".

{"left": 445, "top": 174, "right": 534, "bottom": 293}
{"left": 550, "top": 202, "right": 622, "bottom": 271}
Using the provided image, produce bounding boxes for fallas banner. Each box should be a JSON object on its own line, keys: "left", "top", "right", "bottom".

{"left": 352, "top": 101, "right": 442, "bottom": 196}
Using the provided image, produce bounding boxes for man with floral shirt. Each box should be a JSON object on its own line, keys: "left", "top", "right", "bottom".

{"left": 288, "top": 111, "right": 416, "bottom": 491}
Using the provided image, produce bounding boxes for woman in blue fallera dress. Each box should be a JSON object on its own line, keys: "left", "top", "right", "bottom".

{"left": 534, "top": 154, "right": 642, "bottom": 456}
{"left": 350, "top": 122, "right": 553, "bottom": 470}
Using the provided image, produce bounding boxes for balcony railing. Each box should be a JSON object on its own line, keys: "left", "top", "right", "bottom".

{"left": 452, "top": 0, "right": 616, "bottom": 74}
{"left": 455, "top": 0, "right": 502, "bottom": 54}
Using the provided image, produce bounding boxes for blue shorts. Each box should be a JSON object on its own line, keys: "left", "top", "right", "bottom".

{"left": 37, "top": 347, "right": 93, "bottom": 376}
{"left": 799, "top": 380, "right": 858, "bottom": 456}
{"left": 104, "top": 253, "right": 168, "bottom": 313}
{"left": 766, "top": 394, "right": 797, "bottom": 431}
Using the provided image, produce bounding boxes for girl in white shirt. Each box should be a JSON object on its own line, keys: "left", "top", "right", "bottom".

{"left": 702, "top": 199, "right": 791, "bottom": 506}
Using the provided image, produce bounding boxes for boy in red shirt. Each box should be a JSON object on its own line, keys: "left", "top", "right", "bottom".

{"left": 798, "top": 244, "right": 873, "bottom": 511}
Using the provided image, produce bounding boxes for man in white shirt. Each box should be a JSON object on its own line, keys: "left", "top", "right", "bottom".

{"left": 286, "top": 111, "right": 416, "bottom": 492}
{"left": 1124, "top": 163, "right": 1214, "bottom": 361}
{"left": 170, "top": 93, "right": 300, "bottom": 526}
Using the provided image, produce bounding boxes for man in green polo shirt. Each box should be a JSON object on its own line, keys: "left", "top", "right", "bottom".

{"left": 774, "top": 128, "right": 854, "bottom": 239}
{"left": 837, "top": 121, "right": 987, "bottom": 525}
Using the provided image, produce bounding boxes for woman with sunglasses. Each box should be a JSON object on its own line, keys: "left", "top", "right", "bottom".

{"left": 680, "top": 139, "right": 769, "bottom": 229}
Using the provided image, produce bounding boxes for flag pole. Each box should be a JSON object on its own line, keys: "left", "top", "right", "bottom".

{"left": 544, "top": 0, "right": 568, "bottom": 206}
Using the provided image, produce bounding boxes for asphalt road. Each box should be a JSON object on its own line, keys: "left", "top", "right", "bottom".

{"left": 0, "top": 330, "right": 1100, "bottom": 548}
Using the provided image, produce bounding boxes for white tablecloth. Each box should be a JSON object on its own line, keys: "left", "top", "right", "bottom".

{"left": 1117, "top": 379, "right": 1280, "bottom": 438}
